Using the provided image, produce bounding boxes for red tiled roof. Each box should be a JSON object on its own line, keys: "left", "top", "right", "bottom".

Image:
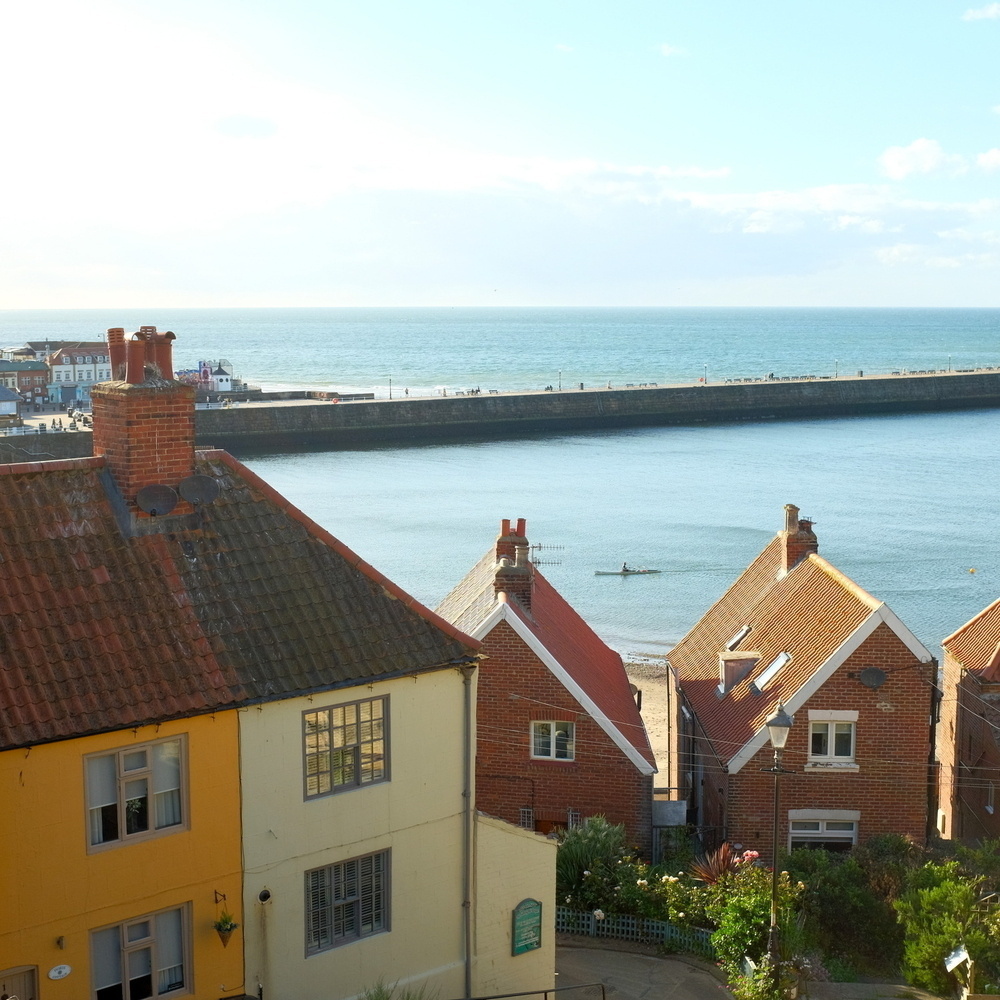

{"left": 0, "top": 450, "right": 478, "bottom": 750}
{"left": 943, "top": 597, "right": 1000, "bottom": 681}
{"left": 437, "top": 545, "right": 655, "bottom": 771}
{"left": 668, "top": 536, "right": 891, "bottom": 763}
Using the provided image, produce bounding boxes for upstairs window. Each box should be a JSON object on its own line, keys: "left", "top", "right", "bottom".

{"left": 304, "top": 697, "right": 388, "bottom": 798}
{"left": 531, "top": 721, "right": 575, "bottom": 760}
{"left": 86, "top": 738, "right": 185, "bottom": 848}
{"left": 807, "top": 710, "right": 858, "bottom": 768}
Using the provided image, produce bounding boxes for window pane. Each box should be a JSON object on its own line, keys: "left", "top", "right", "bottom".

{"left": 93, "top": 926, "right": 123, "bottom": 992}
{"left": 554, "top": 723, "right": 574, "bottom": 759}
{"left": 89, "top": 754, "right": 120, "bottom": 844}
{"left": 156, "top": 909, "right": 185, "bottom": 993}
{"left": 127, "top": 946, "right": 152, "bottom": 1000}
{"left": 810, "top": 724, "right": 829, "bottom": 756}
{"left": 833, "top": 723, "right": 853, "bottom": 757}
{"left": 533, "top": 723, "right": 551, "bottom": 757}
{"left": 826, "top": 821, "right": 856, "bottom": 831}
{"left": 152, "top": 741, "right": 182, "bottom": 829}
{"left": 124, "top": 779, "right": 149, "bottom": 835}
{"left": 122, "top": 750, "right": 148, "bottom": 773}
{"left": 790, "top": 821, "right": 821, "bottom": 831}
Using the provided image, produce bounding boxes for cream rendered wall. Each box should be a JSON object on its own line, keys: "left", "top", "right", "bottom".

{"left": 472, "top": 814, "right": 556, "bottom": 995}
{"left": 240, "top": 669, "right": 470, "bottom": 1000}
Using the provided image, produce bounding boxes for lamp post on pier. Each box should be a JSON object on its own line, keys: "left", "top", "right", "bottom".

{"left": 388, "top": 376, "right": 392, "bottom": 400}
{"left": 558, "top": 370, "right": 562, "bottom": 390}
{"left": 763, "top": 703, "right": 794, "bottom": 971}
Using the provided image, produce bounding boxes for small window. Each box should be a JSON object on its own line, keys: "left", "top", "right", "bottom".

{"left": 809, "top": 721, "right": 855, "bottom": 763}
{"left": 306, "top": 850, "right": 389, "bottom": 953}
{"left": 304, "top": 697, "right": 388, "bottom": 798}
{"left": 91, "top": 905, "right": 189, "bottom": 998}
{"left": 726, "top": 625, "right": 752, "bottom": 651}
{"left": 519, "top": 807, "right": 535, "bottom": 829}
{"left": 85, "top": 738, "right": 185, "bottom": 848}
{"left": 531, "top": 721, "right": 575, "bottom": 760}
{"left": 755, "top": 652, "right": 790, "bottom": 689}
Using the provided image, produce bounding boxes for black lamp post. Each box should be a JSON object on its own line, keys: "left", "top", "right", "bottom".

{"left": 763, "top": 703, "right": 794, "bottom": 970}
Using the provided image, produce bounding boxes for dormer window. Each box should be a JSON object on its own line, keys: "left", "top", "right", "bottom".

{"left": 718, "top": 651, "right": 760, "bottom": 695}
{"left": 726, "top": 625, "right": 752, "bottom": 651}
{"left": 755, "top": 651, "right": 791, "bottom": 690}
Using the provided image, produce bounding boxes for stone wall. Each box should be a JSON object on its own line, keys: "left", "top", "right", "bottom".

{"left": 4, "top": 371, "right": 999, "bottom": 461}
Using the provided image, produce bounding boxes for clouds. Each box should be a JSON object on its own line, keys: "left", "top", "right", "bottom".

{"left": 961, "top": 3, "right": 1000, "bottom": 19}
{"left": 878, "top": 139, "right": 967, "bottom": 179}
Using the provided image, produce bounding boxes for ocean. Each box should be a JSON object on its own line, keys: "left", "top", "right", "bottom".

{"left": 2, "top": 307, "right": 998, "bottom": 659}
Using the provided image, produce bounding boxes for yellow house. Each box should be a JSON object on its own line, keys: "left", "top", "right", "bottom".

{"left": 1, "top": 326, "right": 555, "bottom": 1000}
{"left": 1, "top": 717, "right": 243, "bottom": 1000}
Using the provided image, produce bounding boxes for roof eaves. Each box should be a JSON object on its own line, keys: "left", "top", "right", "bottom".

{"left": 497, "top": 598, "right": 656, "bottom": 776}
{"left": 942, "top": 596, "right": 1000, "bottom": 651}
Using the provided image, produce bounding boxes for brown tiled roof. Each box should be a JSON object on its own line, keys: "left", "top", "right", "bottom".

{"left": 668, "top": 536, "right": 891, "bottom": 764}
{"left": 0, "top": 450, "right": 478, "bottom": 750}
{"left": 437, "top": 545, "right": 656, "bottom": 771}
{"left": 943, "top": 598, "right": 1000, "bottom": 681}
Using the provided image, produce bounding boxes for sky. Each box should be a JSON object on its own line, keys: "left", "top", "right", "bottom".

{"left": 1, "top": 1, "right": 999, "bottom": 308}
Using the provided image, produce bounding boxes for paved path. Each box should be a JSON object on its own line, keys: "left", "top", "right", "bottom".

{"left": 555, "top": 944, "right": 941, "bottom": 1000}
{"left": 556, "top": 944, "right": 732, "bottom": 1000}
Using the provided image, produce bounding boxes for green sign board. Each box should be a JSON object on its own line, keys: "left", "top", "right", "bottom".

{"left": 511, "top": 898, "right": 542, "bottom": 956}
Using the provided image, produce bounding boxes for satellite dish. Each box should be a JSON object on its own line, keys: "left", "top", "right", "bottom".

{"left": 179, "top": 475, "right": 220, "bottom": 505}
{"left": 135, "top": 484, "right": 178, "bottom": 516}
{"left": 858, "top": 667, "right": 887, "bottom": 690}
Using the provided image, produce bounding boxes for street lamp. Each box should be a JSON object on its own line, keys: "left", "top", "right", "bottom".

{"left": 835, "top": 359, "right": 839, "bottom": 379}
{"left": 558, "top": 370, "right": 562, "bottom": 390}
{"left": 704, "top": 363, "right": 708, "bottom": 385}
{"left": 763, "top": 703, "right": 794, "bottom": 970}
{"left": 388, "top": 376, "right": 392, "bottom": 400}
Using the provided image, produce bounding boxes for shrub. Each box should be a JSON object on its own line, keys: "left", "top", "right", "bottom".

{"left": 894, "top": 867, "right": 1000, "bottom": 995}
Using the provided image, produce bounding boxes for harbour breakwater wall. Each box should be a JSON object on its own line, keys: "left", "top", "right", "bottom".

{"left": 3, "top": 371, "right": 999, "bottom": 463}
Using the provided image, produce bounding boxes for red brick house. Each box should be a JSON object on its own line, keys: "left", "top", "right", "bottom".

{"left": 665, "top": 505, "right": 937, "bottom": 861}
{"left": 437, "top": 518, "right": 657, "bottom": 855}
{"left": 936, "top": 598, "right": 1000, "bottom": 844}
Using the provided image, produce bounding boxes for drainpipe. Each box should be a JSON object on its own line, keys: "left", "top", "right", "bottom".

{"left": 461, "top": 663, "right": 476, "bottom": 999}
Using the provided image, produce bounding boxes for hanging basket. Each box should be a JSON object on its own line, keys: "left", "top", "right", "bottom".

{"left": 216, "top": 927, "right": 235, "bottom": 948}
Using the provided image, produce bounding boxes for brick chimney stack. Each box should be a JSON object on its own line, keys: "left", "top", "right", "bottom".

{"left": 91, "top": 326, "right": 196, "bottom": 518}
{"left": 494, "top": 517, "right": 533, "bottom": 611}
{"left": 781, "top": 503, "right": 818, "bottom": 573}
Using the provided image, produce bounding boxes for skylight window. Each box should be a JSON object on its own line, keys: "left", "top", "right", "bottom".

{"left": 755, "top": 652, "right": 790, "bottom": 690}
{"left": 726, "top": 625, "right": 752, "bottom": 651}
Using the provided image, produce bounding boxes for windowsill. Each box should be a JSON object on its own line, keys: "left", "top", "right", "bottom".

{"left": 804, "top": 762, "right": 860, "bottom": 773}
{"left": 529, "top": 757, "right": 576, "bottom": 763}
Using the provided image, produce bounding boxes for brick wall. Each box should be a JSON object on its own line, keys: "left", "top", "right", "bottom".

{"left": 476, "top": 619, "right": 653, "bottom": 857}
{"left": 91, "top": 380, "right": 197, "bottom": 516}
{"left": 725, "top": 623, "right": 936, "bottom": 862}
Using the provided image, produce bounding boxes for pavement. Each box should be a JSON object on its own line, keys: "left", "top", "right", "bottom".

{"left": 555, "top": 940, "right": 942, "bottom": 1000}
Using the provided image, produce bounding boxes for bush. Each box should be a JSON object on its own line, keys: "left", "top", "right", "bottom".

{"left": 895, "top": 866, "right": 1000, "bottom": 995}
{"left": 784, "top": 847, "right": 902, "bottom": 974}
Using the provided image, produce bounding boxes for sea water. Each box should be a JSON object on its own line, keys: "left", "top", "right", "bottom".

{"left": 2, "top": 307, "right": 998, "bottom": 657}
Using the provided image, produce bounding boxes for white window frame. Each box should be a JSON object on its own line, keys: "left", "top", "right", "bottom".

{"left": 755, "top": 651, "right": 790, "bottom": 690}
{"left": 303, "top": 696, "right": 389, "bottom": 799}
{"left": 91, "top": 904, "right": 190, "bottom": 999}
{"left": 531, "top": 720, "right": 575, "bottom": 760}
{"left": 806, "top": 710, "right": 859, "bottom": 771}
{"left": 306, "top": 850, "right": 389, "bottom": 953}
{"left": 85, "top": 737, "right": 186, "bottom": 850}
{"left": 788, "top": 809, "right": 860, "bottom": 851}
